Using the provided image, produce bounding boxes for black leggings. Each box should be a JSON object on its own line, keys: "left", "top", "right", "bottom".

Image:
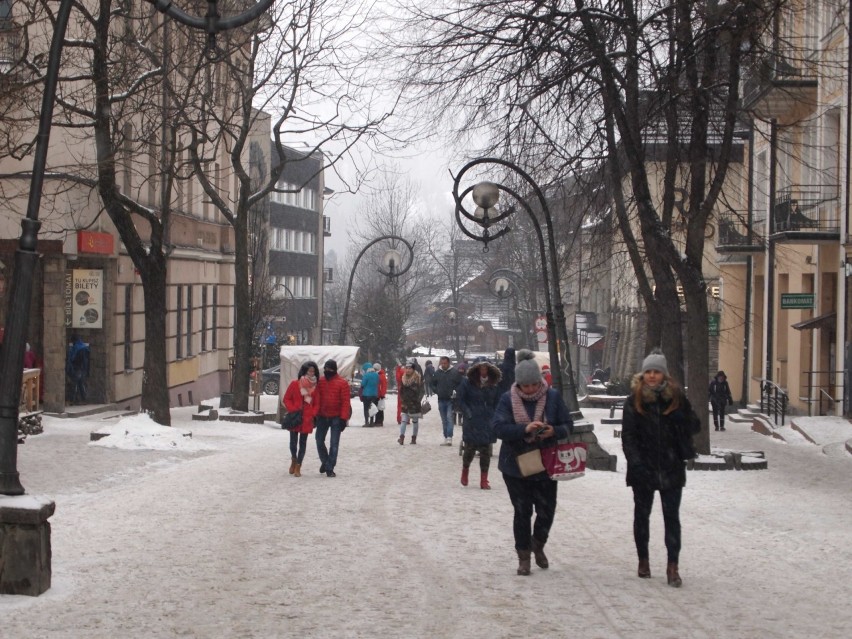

{"left": 632, "top": 485, "right": 683, "bottom": 563}
{"left": 289, "top": 431, "right": 308, "bottom": 464}
{"left": 462, "top": 443, "right": 491, "bottom": 473}
{"left": 502, "top": 474, "right": 558, "bottom": 551}
{"left": 711, "top": 401, "right": 726, "bottom": 429}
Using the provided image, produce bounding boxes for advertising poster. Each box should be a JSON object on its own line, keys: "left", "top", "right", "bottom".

{"left": 72, "top": 269, "right": 103, "bottom": 329}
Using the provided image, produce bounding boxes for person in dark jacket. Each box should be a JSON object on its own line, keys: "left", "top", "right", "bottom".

{"left": 423, "top": 360, "right": 435, "bottom": 397}
{"left": 708, "top": 370, "right": 733, "bottom": 431}
{"left": 315, "top": 360, "right": 352, "bottom": 477}
{"left": 431, "top": 356, "right": 462, "bottom": 446}
{"left": 456, "top": 361, "right": 502, "bottom": 489}
{"left": 498, "top": 348, "right": 516, "bottom": 394}
{"left": 282, "top": 361, "right": 321, "bottom": 477}
{"left": 621, "top": 349, "right": 700, "bottom": 588}
{"left": 66, "top": 335, "right": 91, "bottom": 405}
{"left": 492, "top": 350, "right": 573, "bottom": 576}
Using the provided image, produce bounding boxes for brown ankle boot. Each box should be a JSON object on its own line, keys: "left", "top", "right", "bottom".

{"left": 531, "top": 538, "right": 549, "bottom": 569}
{"left": 666, "top": 562, "right": 682, "bottom": 587}
{"left": 289, "top": 456, "right": 296, "bottom": 475}
{"left": 411, "top": 435, "right": 417, "bottom": 444}
{"left": 398, "top": 435, "right": 405, "bottom": 445}
{"left": 517, "top": 550, "right": 531, "bottom": 576}
{"left": 293, "top": 463, "right": 301, "bottom": 477}
{"left": 638, "top": 559, "right": 651, "bottom": 578}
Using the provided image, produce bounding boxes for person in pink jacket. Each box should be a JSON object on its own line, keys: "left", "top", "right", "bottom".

{"left": 283, "top": 361, "right": 322, "bottom": 477}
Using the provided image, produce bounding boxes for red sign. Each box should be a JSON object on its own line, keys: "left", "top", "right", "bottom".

{"left": 77, "top": 231, "right": 115, "bottom": 255}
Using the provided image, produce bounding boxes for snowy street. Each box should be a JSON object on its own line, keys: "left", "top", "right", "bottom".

{"left": 3, "top": 395, "right": 852, "bottom": 638}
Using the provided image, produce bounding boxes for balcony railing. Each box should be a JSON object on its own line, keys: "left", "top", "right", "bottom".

{"left": 0, "top": 22, "right": 22, "bottom": 74}
{"left": 742, "top": 41, "right": 818, "bottom": 120}
{"left": 322, "top": 215, "right": 331, "bottom": 236}
{"left": 773, "top": 186, "right": 840, "bottom": 235}
{"left": 715, "top": 211, "right": 764, "bottom": 253}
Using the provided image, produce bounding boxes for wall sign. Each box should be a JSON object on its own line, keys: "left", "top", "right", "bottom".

{"left": 71, "top": 269, "right": 103, "bottom": 328}
{"left": 781, "top": 293, "right": 814, "bottom": 309}
{"left": 77, "top": 231, "right": 115, "bottom": 255}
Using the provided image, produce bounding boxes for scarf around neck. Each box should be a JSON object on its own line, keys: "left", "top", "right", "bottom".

{"left": 299, "top": 374, "right": 317, "bottom": 398}
{"left": 510, "top": 382, "right": 548, "bottom": 425}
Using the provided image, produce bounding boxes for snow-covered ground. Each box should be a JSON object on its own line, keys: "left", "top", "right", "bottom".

{"left": 3, "top": 394, "right": 852, "bottom": 638}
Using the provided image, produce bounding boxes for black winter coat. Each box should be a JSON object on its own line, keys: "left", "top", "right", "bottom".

{"left": 455, "top": 363, "right": 502, "bottom": 445}
{"left": 621, "top": 375, "right": 700, "bottom": 491}
{"left": 708, "top": 378, "right": 733, "bottom": 408}
{"left": 431, "top": 365, "right": 462, "bottom": 400}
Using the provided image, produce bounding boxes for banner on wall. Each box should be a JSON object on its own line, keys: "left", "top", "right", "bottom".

{"left": 71, "top": 269, "right": 103, "bottom": 329}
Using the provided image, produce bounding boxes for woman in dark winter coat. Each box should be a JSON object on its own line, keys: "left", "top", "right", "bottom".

{"left": 455, "top": 361, "right": 502, "bottom": 489}
{"left": 282, "top": 361, "right": 322, "bottom": 477}
{"left": 398, "top": 360, "right": 425, "bottom": 445}
{"left": 492, "top": 350, "right": 573, "bottom": 576}
{"left": 621, "top": 349, "right": 700, "bottom": 588}
{"left": 708, "top": 371, "right": 733, "bottom": 431}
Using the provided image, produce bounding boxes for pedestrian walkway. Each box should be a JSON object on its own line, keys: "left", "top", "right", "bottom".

{"left": 3, "top": 401, "right": 852, "bottom": 637}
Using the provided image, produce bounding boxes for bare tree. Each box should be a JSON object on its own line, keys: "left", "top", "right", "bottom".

{"left": 393, "top": 0, "right": 777, "bottom": 453}
{"left": 183, "top": 0, "right": 395, "bottom": 411}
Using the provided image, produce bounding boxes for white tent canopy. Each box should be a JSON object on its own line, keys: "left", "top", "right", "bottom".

{"left": 278, "top": 345, "right": 361, "bottom": 393}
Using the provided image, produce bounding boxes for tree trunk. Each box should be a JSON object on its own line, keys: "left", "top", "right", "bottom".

{"left": 138, "top": 256, "right": 171, "bottom": 426}
{"left": 683, "top": 283, "right": 711, "bottom": 455}
{"left": 231, "top": 218, "right": 252, "bottom": 412}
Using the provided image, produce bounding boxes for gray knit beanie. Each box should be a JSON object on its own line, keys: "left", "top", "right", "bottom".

{"left": 641, "top": 349, "right": 668, "bottom": 376}
{"left": 515, "top": 350, "right": 542, "bottom": 385}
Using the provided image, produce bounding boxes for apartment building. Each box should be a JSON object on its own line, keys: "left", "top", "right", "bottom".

{"left": 719, "top": 0, "right": 850, "bottom": 414}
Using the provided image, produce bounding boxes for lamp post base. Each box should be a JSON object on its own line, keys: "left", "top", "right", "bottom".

{"left": 0, "top": 495, "right": 55, "bottom": 596}
{"left": 571, "top": 417, "right": 617, "bottom": 471}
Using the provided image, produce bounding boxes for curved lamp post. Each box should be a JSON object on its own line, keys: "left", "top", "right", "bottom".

{"left": 0, "top": 0, "right": 275, "bottom": 496}
{"left": 452, "top": 158, "right": 581, "bottom": 416}
{"left": 488, "top": 268, "right": 538, "bottom": 350}
{"left": 338, "top": 235, "right": 414, "bottom": 345}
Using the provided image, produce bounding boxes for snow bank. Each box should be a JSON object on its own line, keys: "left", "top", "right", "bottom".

{"left": 89, "top": 414, "right": 218, "bottom": 451}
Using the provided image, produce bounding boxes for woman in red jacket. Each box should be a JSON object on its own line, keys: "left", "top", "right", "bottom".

{"left": 283, "top": 361, "right": 321, "bottom": 477}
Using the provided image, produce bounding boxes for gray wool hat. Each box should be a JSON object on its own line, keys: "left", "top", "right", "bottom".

{"left": 515, "top": 349, "right": 542, "bottom": 385}
{"left": 641, "top": 349, "right": 668, "bottom": 376}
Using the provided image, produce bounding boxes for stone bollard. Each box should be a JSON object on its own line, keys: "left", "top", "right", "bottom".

{"left": 0, "top": 495, "right": 55, "bottom": 596}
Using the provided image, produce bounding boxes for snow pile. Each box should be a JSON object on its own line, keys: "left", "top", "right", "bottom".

{"left": 89, "top": 413, "right": 217, "bottom": 451}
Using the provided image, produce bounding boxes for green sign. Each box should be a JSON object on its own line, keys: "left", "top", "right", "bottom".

{"left": 708, "top": 312, "right": 720, "bottom": 337}
{"left": 781, "top": 293, "right": 815, "bottom": 309}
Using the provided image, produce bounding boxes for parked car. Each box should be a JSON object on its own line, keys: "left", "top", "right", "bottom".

{"left": 349, "top": 377, "right": 361, "bottom": 398}
{"left": 261, "top": 365, "right": 281, "bottom": 395}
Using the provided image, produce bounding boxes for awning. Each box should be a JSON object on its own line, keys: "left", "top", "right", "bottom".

{"left": 791, "top": 311, "right": 836, "bottom": 331}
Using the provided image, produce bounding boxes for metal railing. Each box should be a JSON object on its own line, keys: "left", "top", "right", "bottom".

{"left": 742, "top": 40, "right": 819, "bottom": 107}
{"left": 774, "top": 186, "right": 840, "bottom": 233}
{"left": 760, "top": 379, "right": 788, "bottom": 425}
{"left": 716, "top": 211, "right": 765, "bottom": 250}
{"left": 802, "top": 370, "right": 847, "bottom": 416}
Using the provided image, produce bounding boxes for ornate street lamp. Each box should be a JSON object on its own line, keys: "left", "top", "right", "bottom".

{"left": 338, "top": 235, "right": 414, "bottom": 345}
{"left": 0, "top": 0, "right": 275, "bottom": 497}
{"left": 452, "top": 158, "right": 581, "bottom": 416}
{"left": 488, "top": 268, "right": 537, "bottom": 350}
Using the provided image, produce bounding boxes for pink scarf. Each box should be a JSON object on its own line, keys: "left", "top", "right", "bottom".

{"left": 510, "top": 382, "right": 548, "bottom": 424}
{"left": 299, "top": 375, "right": 317, "bottom": 403}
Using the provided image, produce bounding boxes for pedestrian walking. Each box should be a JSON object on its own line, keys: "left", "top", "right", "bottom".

{"left": 430, "top": 355, "right": 462, "bottom": 446}
{"left": 423, "top": 360, "right": 435, "bottom": 397}
{"left": 492, "top": 350, "right": 573, "bottom": 576}
{"left": 398, "top": 360, "right": 424, "bottom": 445}
{"left": 621, "top": 349, "right": 700, "bottom": 587}
{"left": 315, "top": 359, "right": 352, "bottom": 477}
{"left": 360, "top": 362, "right": 380, "bottom": 427}
{"left": 395, "top": 361, "right": 405, "bottom": 425}
{"left": 455, "top": 360, "right": 502, "bottom": 489}
{"left": 541, "top": 364, "right": 552, "bottom": 387}
{"left": 282, "top": 361, "right": 321, "bottom": 477}
{"left": 708, "top": 370, "right": 734, "bottom": 431}
{"left": 66, "top": 335, "right": 91, "bottom": 405}
{"left": 498, "top": 347, "right": 516, "bottom": 395}
{"left": 374, "top": 362, "right": 387, "bottom": 426}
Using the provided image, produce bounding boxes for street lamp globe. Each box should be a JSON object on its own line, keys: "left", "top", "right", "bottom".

{"left": 493, "top": 276, "right": 512, "bottom": 299}
{"left": 472, "top": 181, "right": 500, "bottom": 209}
{"left": 383, "top": 248, "right": 402, "bottom": 274}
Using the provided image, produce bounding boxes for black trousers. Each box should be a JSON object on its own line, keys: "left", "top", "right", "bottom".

{"left": 289, "top": 431, "right": 309, "bottom": 464}
{"left": 632, "top": 485, "right": 683, "bottom": 563}
{"left": 711, "top": 401, "right": 726, "bottom": 429}
{"left": 502, "top": 474, "right": 558, "bottom": 551}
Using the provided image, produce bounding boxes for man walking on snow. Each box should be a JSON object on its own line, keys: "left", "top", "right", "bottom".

{"left": 431, "top": 355, "right": 462, "bottom": 446}
{"left": 315, "top": 359, "right": 351, "bottom": 477}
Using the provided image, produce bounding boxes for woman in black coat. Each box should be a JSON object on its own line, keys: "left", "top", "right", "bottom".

{"left": 455, "top": 361, "right": 502, "bottom": 489}
{"left": 708, "top": 371, "right": 733, "bottom": 431}
{"left": 621, "top": 350, "right": 700, "bottom": 588}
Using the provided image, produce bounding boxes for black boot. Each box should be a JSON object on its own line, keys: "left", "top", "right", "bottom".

{"left": 531, "top": 538, "right": 548, "bottom": 569}
{"left": 517, "top": 550, "right": 531, "bottom": 576}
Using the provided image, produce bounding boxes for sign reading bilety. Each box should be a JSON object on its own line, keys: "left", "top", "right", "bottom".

{"left": 66, "top": 269, "right": 104, "bottom": 329}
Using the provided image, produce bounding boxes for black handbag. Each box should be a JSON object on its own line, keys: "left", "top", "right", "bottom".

{"left": 281, "top": 409, "right": 303, "bottom": 430}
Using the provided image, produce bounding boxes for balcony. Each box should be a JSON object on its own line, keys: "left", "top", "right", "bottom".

{"left": 0, "top": 21, "right": 22, "bottom": 76}
{"left": 715, "top": 211, "right": 764, "bottom": 253}
{"left": 771, "top": 186, "right": 840, "bottom": 243}
{"left": 742, "top": 44, "right": 818, "bottom": 122}
{"left": 322, "top": 215, "right": 331, "bottom": 237}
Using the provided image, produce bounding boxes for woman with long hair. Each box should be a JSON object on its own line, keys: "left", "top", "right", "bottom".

{"left": 621, "top": 349, "right": 700, "bottom": 587}
{"left": 398, "top": 360, "right": 424, "bottom": 445}
{"left": 282, "top": 361, "right": 322, "bottom": 477}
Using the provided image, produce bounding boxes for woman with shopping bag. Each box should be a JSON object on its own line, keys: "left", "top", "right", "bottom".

{"left": 492, "top": 350, "right": 573, "bottom": 576}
